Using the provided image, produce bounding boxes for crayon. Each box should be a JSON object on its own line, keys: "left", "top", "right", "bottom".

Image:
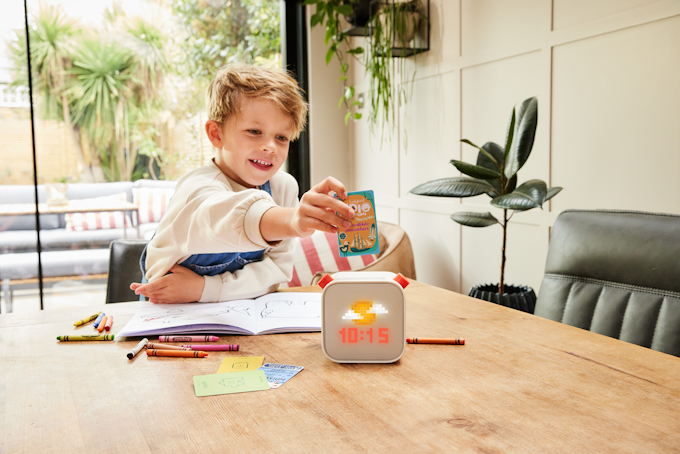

{"left": 127, "top": 338, "right": 148, "bottom": 359}
{"left": 73, "top": 311, "right": 102, "bottom": 327}
{"left": 104, "top": 316, "right": 113, "bottom": 331}
{"left": 158, "top": 335, "right": 218, "bottom": 342}
{"left": 57, "top": 334, "right": 115, "bottom": 341}
{"left": 181, "top": 344, "right": 239, "bottom": 351}
{"left": 406, "top": 338, "right": 465, "bottom": 345}
{"left": 146, "top": 342, "right": 192, "bottom": 351}
{"left": 146, "top": 349, "right": 208, "bottom": 358}
{"left": 97, "top": 316, "right": 108, "bottom": 333}
{"left": 93, "top": 312, "right": 106, "bottom": 328}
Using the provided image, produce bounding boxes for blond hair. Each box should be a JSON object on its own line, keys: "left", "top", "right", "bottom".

{"left": 206, "top": 64, "right": 308, "bottom": 140}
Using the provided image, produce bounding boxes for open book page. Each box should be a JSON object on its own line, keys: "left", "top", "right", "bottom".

{"left": 116, "top": 292, "right": 322, "bottom": 338}
{"left": 253, "top": 292, "right": 322, "bottom": 334}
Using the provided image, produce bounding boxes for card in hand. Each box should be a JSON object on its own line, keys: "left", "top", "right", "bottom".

{"left": 336, "top": 190, "right": 380, "bottom": 257}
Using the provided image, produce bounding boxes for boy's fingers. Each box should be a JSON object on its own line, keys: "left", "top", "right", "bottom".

{"left": 303, "top": 191, "right": 355, "bottom": 219}
{"left": 312, "top": 177, "right": 347, "bottom": 199}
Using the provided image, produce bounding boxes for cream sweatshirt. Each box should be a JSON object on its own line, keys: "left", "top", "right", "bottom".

{"left": 144, "top": 160, "right": 299, "bottom": 302}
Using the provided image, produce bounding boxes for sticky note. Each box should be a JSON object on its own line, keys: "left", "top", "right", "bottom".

{"left": 217, "top": 356, "right": 264, "bottom": 374}
{"left": 258, "top": 363, "right": 304, "bottom": 388}
{"left": 193, "top": 371, "right": 270, "bottom": 397}
{"left": 336, "top": 190, "right": 380, "bottom": 257}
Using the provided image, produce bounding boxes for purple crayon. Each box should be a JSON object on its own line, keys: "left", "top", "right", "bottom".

{"left": 182, "top": 344, "right": 239, "bottom": 351}
{"left": 158, "top": 335, "right": 219, "bottom": 342}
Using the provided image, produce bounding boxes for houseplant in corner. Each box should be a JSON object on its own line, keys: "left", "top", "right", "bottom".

{"left": 409, "top": 97, "right": 562, "bottom": 313}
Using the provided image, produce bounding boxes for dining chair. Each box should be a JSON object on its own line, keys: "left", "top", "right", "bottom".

{"left": 106, "top": 239, "right": 148, "bottom": 304}
{"left": 534, "top": 209, "right": 680, "bottom": 357}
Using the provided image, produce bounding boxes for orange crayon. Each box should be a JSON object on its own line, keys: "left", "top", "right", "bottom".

{"left": 146, "top": 342, "right": 192, "bottom": 351}
{"left": 146, "top": 349, "right": 208, "bottom": 358}
{"left": 104, "top": 316, "right": 113, "bottom": 331}
{"left": 406, "top": 338, "right": 465, "bottom": 345}
{"left": 97, "top": 316, "right": 108, "bottom": 333}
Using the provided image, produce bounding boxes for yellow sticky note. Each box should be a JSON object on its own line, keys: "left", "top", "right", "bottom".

{"left": 217, "top": 356, "right": 264, "bottom": 374}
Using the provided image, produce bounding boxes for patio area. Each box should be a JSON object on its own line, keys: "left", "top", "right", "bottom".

{"left": 1, "top": 280, "right": 107, "bottom": 314}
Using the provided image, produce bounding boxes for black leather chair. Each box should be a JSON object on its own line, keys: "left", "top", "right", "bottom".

{"left": 106, "top": 239, "right": 148, "bottom": 304}
{"left": 534, "top": 210, "right": 680, "bottom": 357}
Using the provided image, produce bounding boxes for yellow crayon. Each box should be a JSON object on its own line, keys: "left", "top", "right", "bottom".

{"left": 73, "top": 311, "right": 102, "bottom": 327}
{"left": 57, "top": 334, "right": 115, "bottom": 341}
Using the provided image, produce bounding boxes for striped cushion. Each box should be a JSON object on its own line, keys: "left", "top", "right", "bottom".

{"left": 133, "top": 187, "right": 174, "bottom": 224}
{"left": 65, "top": 193, "right": 132, "bottom": 231}
{"left": 280, "top": 230, "right": 377, "bottom": 288}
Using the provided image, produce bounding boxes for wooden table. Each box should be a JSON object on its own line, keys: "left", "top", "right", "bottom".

{"left": 1, "top": 281, "right": 679, "bottom": 453}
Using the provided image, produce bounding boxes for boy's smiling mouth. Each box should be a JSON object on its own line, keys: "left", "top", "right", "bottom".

{"left": 250, "top": 159, "right": 273, "bottom": 170}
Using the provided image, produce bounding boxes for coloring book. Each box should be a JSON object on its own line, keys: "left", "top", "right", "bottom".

{"left": 116, "top": 292, "right": 321, "bottom": 338}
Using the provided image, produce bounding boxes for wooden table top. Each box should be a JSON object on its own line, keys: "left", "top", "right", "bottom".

{"left": 1, "top": 281, "right": 679, "bottom": 453}
{"left": 0, "top": 200, "right": 138, "bottom": 216}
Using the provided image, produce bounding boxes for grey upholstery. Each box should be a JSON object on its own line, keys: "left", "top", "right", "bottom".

{"left": 106, "top": 239, "right": 148, "bottom": 304}
{"left": 534, "top": 210, "right": 680, "bottom": 357}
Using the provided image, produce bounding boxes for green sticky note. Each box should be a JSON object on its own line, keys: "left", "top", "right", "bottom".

{"left": 193, "top": 370, "right": 270, "bottom": 397}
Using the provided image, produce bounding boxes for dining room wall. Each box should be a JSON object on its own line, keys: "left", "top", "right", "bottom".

{"left": 306, "top": 0, "right": 680, "bottom": 294}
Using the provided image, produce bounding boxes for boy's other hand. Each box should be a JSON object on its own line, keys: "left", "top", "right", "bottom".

{"left": 130, "top": 265, "right": 204, "bottom": 304}
{"left": 292, "top": 176, "right": 355, "bottom": 237}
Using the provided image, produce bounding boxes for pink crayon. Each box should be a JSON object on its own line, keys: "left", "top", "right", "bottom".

{"left": 158, "top": 335, "right": 219, "bottom": 342}
{"left": 104, "top": 316, "right": 113, "bottom": 331}
{"left": 181, "top": 344, "right": 239, "bottom": 351}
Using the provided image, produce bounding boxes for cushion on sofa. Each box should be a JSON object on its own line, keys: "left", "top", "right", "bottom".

{"left": 65, "top": 193, "right": 132, "bottom": 231}
{"left": 279, "top": 230, "right": 377, "bottom": 289}
{"left": 133, "top": 187, "right": 174, "bottom": 224}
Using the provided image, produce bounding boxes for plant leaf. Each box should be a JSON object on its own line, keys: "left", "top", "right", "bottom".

{"left": 354, "top": 112, "right": 362, "bottom": 120}
{"left": 461, "top": 139, "right": 500, "bottom": 169}
{"left": 410, "top": 177, "right": 495, "bottom": 198}
{"left": 325, "top": 45, "right": 335, "bottom": 65}
{"left": 545, "top": 186, "right": 563, "bottom": 201}
{"left": 476, "top": 142, "right": 505, "bottom": 172}
{"left": 491, "top": 179, "right": 547, "bottom": 211}
{"left": 451, "top": 211, "right": 500, "bottom": 228}
{"left": 505, "top": 97, "right": 538, "bottom": 180}
{"left": 344, "top": 111, "right": 351, "bottom": 125}
{"left": 504, "top": 108, "right": 515, "bottom": 164}
{"left": 450, "top": 159, "right": 500, "bottom": 180}
{"left": 336, "top": 4, "right": 353, "bottom": 15}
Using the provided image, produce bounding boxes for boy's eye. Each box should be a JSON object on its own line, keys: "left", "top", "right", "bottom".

{"left": 277, "top": 135, "right": 289, "bottom": 142}
{"left": 247, "top": 129, "right": 261, "bottom": 135}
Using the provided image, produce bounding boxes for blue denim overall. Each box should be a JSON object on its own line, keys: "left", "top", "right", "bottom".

{"left": 139, "top": 181, "right": 272, "bottom": 300}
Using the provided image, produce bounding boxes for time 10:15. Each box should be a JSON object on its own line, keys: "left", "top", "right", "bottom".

{"left": 339, "top": 327, "right": 388, "bottom": 343}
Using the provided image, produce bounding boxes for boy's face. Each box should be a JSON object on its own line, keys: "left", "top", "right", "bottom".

{"left": 207, "top": 97, "right": 293, "bottom": 188}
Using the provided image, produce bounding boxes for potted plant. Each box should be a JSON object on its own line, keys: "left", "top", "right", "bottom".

{"left": 304, "top": 0, "right": 428, "bottom": 136}
{"left": 409, "top": 97, "right": 563, "bottom": 313}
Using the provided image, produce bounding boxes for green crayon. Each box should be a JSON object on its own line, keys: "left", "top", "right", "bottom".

{"left": 73, "top": 311, "right": 102, "bottom": 327}
{"left": 57, "top": 334, "right": 115, "bottom": 341}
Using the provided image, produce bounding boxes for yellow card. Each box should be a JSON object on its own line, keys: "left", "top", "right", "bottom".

{"left": 217, "top": 356, "right": 264, "bottom": 374}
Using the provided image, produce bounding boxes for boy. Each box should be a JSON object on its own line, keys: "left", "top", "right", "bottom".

{"left": 130, "top": 64, "right": 354, "bottom": 304}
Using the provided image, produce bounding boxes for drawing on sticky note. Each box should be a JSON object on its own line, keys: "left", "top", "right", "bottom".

{"left": 219, "top": 377, "right": 245, "bottom": 388}
{"left": 232, "top": 361, "right": 249, "bottom": 370}
{"left": 260, "top": 300, "right": 321, "bottom": 318}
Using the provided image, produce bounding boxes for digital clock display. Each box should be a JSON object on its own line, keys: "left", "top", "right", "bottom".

{"left": 339, "top": 327, "right": 389, "bottom": 343}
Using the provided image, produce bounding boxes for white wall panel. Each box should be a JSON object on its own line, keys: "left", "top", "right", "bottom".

{"left": 552, "top": 17, "right": 680, "bottom": 213}
{"left": 553, "top": 0, "right": 660, "bottom": 30}
{"left": 401, "top": 208, "right": 461, "bottom": 291}
{"left": 461, "top": 0, "right": 544, "bottom": 57}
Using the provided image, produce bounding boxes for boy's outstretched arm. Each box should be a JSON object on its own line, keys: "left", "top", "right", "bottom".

{"left": 260, "top": 177, "right": 355, "bottom": 242}
{"left": 130, "top": 265, "right": 204, "bottom": 304}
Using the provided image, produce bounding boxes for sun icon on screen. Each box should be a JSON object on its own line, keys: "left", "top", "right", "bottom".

{"left": 342, "top": 301, "right": 388, "bottom": 326}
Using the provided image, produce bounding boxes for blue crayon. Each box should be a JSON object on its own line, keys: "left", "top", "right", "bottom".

{"left": 93, "top": 312, "right": 106, "bottom": 328}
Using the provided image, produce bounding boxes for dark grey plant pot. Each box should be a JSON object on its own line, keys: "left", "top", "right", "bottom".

{"left": 468, "top": 283, "right": 536, "bottom": 314}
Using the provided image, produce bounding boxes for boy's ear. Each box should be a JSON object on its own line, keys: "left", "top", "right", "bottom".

{"left": 205, "top": 120, "right": 224, "bottom": 148}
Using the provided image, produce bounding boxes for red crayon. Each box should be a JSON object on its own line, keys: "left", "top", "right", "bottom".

{"left": 181, "top": 344, "right": 239, "bottom": 351}
{"left": 406, "top": 337, "right": 465, "bottom": 345}
{"left": 146, "top": 349, "right": 208, "bottom": 358}
{"left": 158, "top": 335, "right": 218, "bottom": 342}
{"left": 104, "top": 316, "right": 113, "bottom": 331}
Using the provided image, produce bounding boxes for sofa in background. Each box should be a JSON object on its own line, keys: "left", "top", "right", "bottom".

{"left": 0, "top": 179, "right": 176, "bottom": 311}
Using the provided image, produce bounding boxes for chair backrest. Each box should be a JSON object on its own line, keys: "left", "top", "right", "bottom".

{"left": 106, "top": 239, "right": 148, "bottom": 304}
{"left": 534, "top": 210, "right": 680, "bottom": 357}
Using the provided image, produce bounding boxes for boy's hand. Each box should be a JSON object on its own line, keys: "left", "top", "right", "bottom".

{"left": 292, "top": 177, "right": 355, "bottom": 237}
{"left": 130, "top": 265, "right": 204, "bottom": 304}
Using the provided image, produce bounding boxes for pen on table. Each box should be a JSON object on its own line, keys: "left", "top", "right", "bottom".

{"left": 146, "top": 342, "right": 193, "bottom": 351}
{"left": 406, "top": 338, "right": 465, "bottom": 345}
{"left": 73, "top": 311, "right": 101, "bottom": 327}
{"left": 158, "top": 335, "right": 219, "bottom": 342}
{"left": 97, "top": 316, "right": 108, "bottom": 333}
{"left": 104, "top": 316, "right": 113, "bottom": 331}
{"left": 146, "top": 349, "right": 208, "bottom": 358}
{"left": 57, "top": 334, "right": 115, "bottom": 341}
{"left": 182, "top": 344, "right": 239, "bottom": 351}
{"left": 93, "top": 312, "right": 106, "bottom": 328}
{"left": 127, "top": 338, "right": 148, "bottom": 359}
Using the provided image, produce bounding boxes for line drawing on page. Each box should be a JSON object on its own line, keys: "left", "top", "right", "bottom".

{"left": 142, "top": 306, "right": 252, "bottom": 324}
{"left": 260, "top": 300, "right": 321, "bottom": 318}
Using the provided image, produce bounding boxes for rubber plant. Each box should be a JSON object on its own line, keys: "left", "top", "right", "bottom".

{"left": 304, "top": 0, "right": 425, "bottom": 136}
{"left": 409, "top": 97, "right": 563, "bottom": 295}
